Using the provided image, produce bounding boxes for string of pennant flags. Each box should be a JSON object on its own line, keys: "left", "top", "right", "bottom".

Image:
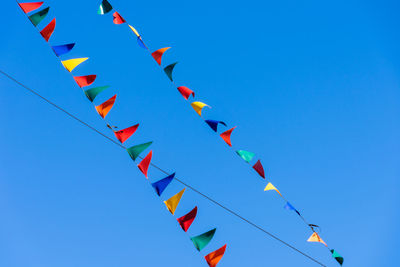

{"left": 95, "top": 0, "right": 344, "bottom": 265}
{"left": 17, "top": 2, "right": 228, "bottom": 267}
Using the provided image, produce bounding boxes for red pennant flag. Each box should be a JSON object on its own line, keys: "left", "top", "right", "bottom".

{"left": 95, "top": 95, "right": 116, "bottom": 118}
{"left": 114, "top": 124, "right": 139, "bottom": 143}
{"left": 252, "top": 159, "right": 265, "bottom": 179}
{"left": 138, "top": 150, "right": 152, "bottom": 178}
{"left": 18, "top": 2, "right": 44, "bottom": 13}
{"left": 205, "top": 244, "right": 227, "bottom": 267}
{"left": 112, "top": 12, "right": 126, "bottom": 24}
{"left": 177, "top": 86, "right": 195, "bottom": 100}
{"left": 220, "top": 127, "right": 236, "bottom": 147}
{"left": 177, "top": 206, "right": 197, "bottom": 232}
{"left": 151, "top": 47, "right": 171, "bottom": 65}
{"left": 74, "top": 75, "right": 97, "bottom": 88}
{"left": 40, "top": 18, "right": 56, "bottom": 42}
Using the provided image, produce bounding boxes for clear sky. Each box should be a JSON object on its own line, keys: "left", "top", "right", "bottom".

{"left": 0, "top": 0, "right": 399, "bottom": 266}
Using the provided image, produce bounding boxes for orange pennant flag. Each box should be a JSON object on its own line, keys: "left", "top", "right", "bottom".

{"left": 205, "top": 244, "right": 227, "bottom": 267}
{"left": 95, "top": 95, "right": 116, "bottom": 118}
{"left": 151, "top": 47, "right": 171, "bottom": 65}
{"left": 307, "top": 232, "right": 328, "bottom": 247}
{"left": 138, "top": 150, "right": 152, "bottom": 178}
{"left": 220, "top": 127, "right": 236, "bottom": 147}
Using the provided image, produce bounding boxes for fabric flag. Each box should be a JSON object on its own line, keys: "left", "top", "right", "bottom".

{"left": 40, "top": 18, "right": 56, "bottom": 42}
{"left": 128, "top": 24, "right": 140, "bottom": 37}
{"left": 74, "top": 75, "right": 97, "bottom": 88}
{"left": 126, "top": 142, "right": 153, "bottom": 161}
{"left": 307, "top": 232, "right": 328, "bottom": 247}
{"left": 177, "top": 206, "right": 197, "bottom": 232}
{"left": 152, "top": 173, "right": 175, "bottom": 196}
{"left": 177, "top": 86, "right": 195, "bottom": 100}
{"left": 61, "top": 58, "right": 88, "bottom": 72}
{"left": 137, "top": 150, "right": 152, "bottom": 178}
{"left": 204, "top": 244, "right": 227, "bottom": 267}
{"left": 151, "top": 47, "right": 171, "bottom": 65}
{"left": 18, "top": 2, "right": 44, "bottom": 14}
{"left": 114, "top": 124, "right": 139, "bottom": 143}
{"left": 236, "top": 150, "right": 255, "bottom": 163}
{"left": 28, "top": 7, "right": 49, "bottom": 26}
{"left": 264, "top": 183, "right": 282, "bottom": 196}
{"left": 330, "top": 249, "right": 344, "bottom": 265}
{"left": 84, "top": 86, "right": 109, "bottom": 102}
{"left": 164, "top": 62, "right": 178, "bottom": 81}
{"left": 220, "top": 127, "right": 236, "bottom": 147}
{"left": 205, "top": 120, "right": 226, "bottom": 132}
{"left": 284, "top": 202, "right": 301, "bottom": 216}
{"left": 98, "top": 0, "right": 112, "bottom": 15}
{"left": 164, "top": 188, "right": 185, "bottom": 215}
{"left": 51, "top": 43, "right": 75, "bottom": 57}
{"left": 137, "top": 36, "right": 147, "bottom": 49}
{"left": 191, "top": 228, "right": 216, "bottom": 251}
{"left": 112, "top": 12, "right": 126, "bottom": 24}
{"left": 191, "top": 101, "right": 210, "bottom": 116}
{"left": 252, "top": 159, "right": 265, "bottom": 178}
{"left": 95, "top": 94, "right": 116, "bottom": 118}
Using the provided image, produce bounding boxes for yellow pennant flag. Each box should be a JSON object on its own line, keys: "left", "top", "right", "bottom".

{"left": 61, "top": 58, "right": 88, "bottom": 72}
{"left": 191, "top": 101, "right": 210, "bottom": 116}
{"left": 307, "top": 232, "right": 328, "bottom": 247}
{"left": 128, "top": 24, "right": 140, "bottom": 37}
{"left": 264, "top": 182, "right": 282, "bottom": 197}
{"left": 164, "top": 188, "right": 186, "bottom": 215}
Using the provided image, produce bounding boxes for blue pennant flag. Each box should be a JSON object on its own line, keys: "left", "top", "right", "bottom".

{"left": 51, "top": 43, "right": 75, "bottom": 57}
{"left": 205, "top": 120, "right": 226, "bottom": 132}
{"left": 151, "top": 173, "right": 175, "bottom": 196}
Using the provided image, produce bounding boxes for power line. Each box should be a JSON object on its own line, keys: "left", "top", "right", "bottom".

{"left": 0, "top": 69, "right": 327, "bottom": 267}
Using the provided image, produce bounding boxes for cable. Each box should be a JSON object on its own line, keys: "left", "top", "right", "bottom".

{"left": 0, "top": 69, "right": 327, "bottom": 267}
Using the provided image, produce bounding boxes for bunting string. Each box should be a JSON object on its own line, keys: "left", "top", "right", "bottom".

{"left": 96, "top": 1, "right": 343, "bottom": 265}
{"left": 0, "top": 68, "right": 327, "bottom": 267}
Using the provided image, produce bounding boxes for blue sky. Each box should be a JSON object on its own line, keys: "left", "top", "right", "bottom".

{"left": 0, "top": 0, "right": 399, "bottom": 266}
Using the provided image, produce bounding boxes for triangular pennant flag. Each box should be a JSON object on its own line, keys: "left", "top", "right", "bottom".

{"left": 205, "top": 120, "right": 227, "bottom": 132}
{"left": 51, "top": 43, "right": 75, "bottom": 57}
{"left": 307, "top": 232, "right": 328, "bottom": 247}
{"left": 95, "top": 94, "right": 116, "bottom": 118}
{"left": 330, "top": 249, "right": 344, "bottom": 265}
{"left": 164, "top": 62, "right": 178, "bottom": 81}
{"left": 128, "top": 24, "right": 140, "bottom": 37}
{"left": 18, "top": 2, "right": 44, "bottom": 13}
{"left": 137, "top": 36, "right": 147, "bottom": 49}
{"left": 177, "top": 206, "right": 197, "bottom": 232}
{"left": 191, "top": 228, "right": 216, "bottom": 251}
{"left": 152, "top": 173, "right": 175, "bottom": 196}
{"left": 151, "top": 47, "right": 171, "bottom": 65}
{"left": 236, "top": 150, "right": 255, "bottom": 163}
{"left": 84, "top": 86, "right": 109, "bottom": 102}
{"left": 137, "top": 150, "right": 152, "bottom": 178}
{"left": 126, "top": 142, "right": 152, "bottom": 161}
{"left": 264, "top": 182, "right": 282, "bottom": 196}
{"left": 112, "top": 12, "right": 125, "bottom": 24}
{"left": 98, "top": 0, "right": 112, "bottom": 15}
{"left": 164, "top": 188, "right": 185, "bottom": 215}
{"left": 205, "top": 244, "right": 227, "bottom": 267}
{"left": 252, "top": 159, "right": 265, "bottom": 178}
{"left": 40, "top": 18, "right": 55, "bottom": 42}
{"left": 220, "top": 127, "right": 236, "bottom": 147}
{"left": 114, "top": 124, "right": 139, "bottom": 143}
{"left": 61, "top": 58, "right": 88, "bottom": 72}
{"left": 28, "top": 7, "right": 49, "bottom": 26}
{"left": 191, "top": 101, "right": 210, "bottom": 116}
{"left": 177, "top": 86, "right": 195, "bottom": 100}
{"left": 284, "top": 202, "right": 301, "bottom": 216}
{"left": 74, "top": 75, "right": 97, "bottom": 88}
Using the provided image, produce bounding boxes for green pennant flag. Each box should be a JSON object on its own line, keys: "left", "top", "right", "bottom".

{"left": 29, "top": 7, "right": 50, "bottom": 26}
{"left": 127, "top": 142, "right": 153, "bottom": 161}
{"left": 84, "top": 86, "right": 110, "bottom": 102}
{"left": 190, "top": 228, "right": 216, "bottom": 251}
{"left": 98, "top": 0, "right": 113, "bottom": 15}
{"left": 236, "top": 150, "right": 255, "bottom": 163}
{"left": 330, "top": 250, "right": 344, "bottom": 265}
{"left": 164, "top": 62, "right": 178, "bottom": 81}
